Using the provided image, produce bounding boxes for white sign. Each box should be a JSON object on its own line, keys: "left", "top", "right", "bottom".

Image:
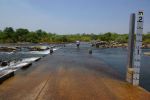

{"left": 133, "top": 11, "right": 144, "bottom": 85}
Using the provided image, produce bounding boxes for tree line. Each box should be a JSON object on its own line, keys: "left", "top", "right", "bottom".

{"left": 0, "top": 27, "right": 150, "bottom": 44}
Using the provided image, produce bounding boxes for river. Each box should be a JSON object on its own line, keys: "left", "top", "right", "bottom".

{"left": 93, "top": 47, "right": 150, "bottom": 91}
{"left": 66, "top": 43, "right": 150, "bottom": 91}
{"left": 0, "top": 43, "right": 150, "bottom": 91}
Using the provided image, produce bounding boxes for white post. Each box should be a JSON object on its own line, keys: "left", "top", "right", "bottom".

{"left": 133, "top": 11, "right": 144, "bottom": 86}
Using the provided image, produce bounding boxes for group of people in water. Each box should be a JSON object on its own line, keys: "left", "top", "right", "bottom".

{"left": 76, "top": 41, "right": 92, "bottom": 54}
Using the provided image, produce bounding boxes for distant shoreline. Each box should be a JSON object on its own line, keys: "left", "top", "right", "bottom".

{"left": 0, "top": 42, "right": 150, "bottom": 49}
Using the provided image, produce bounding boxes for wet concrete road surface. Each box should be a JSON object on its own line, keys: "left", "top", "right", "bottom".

{"left": 0, "top": 45, "right": 150, "bottom": 100}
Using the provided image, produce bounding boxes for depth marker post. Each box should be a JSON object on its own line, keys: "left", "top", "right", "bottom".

{"left": 133, "top": 11, "right": 144, "bottom": 86}
{"left": 126, "top": 13, "right": 135, "bottom": 83}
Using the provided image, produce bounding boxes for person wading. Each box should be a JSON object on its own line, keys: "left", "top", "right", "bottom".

{"left": 50, "top": 47, "right": 53, "bottom": 55}
{"left": 76, "top": 41, "right": 80, "bottom": 48}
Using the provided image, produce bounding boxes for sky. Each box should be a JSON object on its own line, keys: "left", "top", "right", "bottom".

{"left": 0, "top": 0, "right": 149, "bottom": 34}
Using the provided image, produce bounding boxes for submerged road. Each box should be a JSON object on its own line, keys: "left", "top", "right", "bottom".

{"left": 0, "top": 45, "right": 150, "bottom": 100}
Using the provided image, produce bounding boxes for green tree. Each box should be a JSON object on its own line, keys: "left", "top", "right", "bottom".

{"left": 3, "top": 27, "right": 15, "bottom": 42}
{"left": 16, "top": 28, "right": 29, "bottom": 42}
{"left": 35, "top": 29, "right": 48, "bottom": 42}
{"left": 143, "top": 33, "right": 150, "bottom": 44}
{"left": 26, "top": 32, "right": 39, "bottom": 43}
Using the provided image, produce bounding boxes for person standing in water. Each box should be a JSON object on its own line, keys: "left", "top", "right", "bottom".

{"left": 88, "top": 49, "right": 92, "bottom": 54}
{"left": 76, "top": 41, "right": 80, "bottom": 48}
{"left": 50, "top": 47, "right": 53, "bottom": 55}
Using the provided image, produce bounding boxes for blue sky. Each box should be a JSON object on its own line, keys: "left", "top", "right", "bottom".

{"left": 0, "top": 0, "right": 149, "bottom": 34}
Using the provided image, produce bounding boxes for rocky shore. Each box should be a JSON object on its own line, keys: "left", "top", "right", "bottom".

{"left": 0, "top": 47, "right": 16, "bottom": 52}
{"left": 0, "top": 45, "right": 57, "bottom": 53}
{"left": 91, "top": 41, "right": 150, "bottom": 49}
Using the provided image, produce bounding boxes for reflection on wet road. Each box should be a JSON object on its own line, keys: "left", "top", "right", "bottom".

{"left": 0, "top": 44, "right": 150, "bottom": 100}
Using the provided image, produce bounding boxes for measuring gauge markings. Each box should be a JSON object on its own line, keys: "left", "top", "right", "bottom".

{"left": 133, "top": 11, "right": 144, "bottom": 86}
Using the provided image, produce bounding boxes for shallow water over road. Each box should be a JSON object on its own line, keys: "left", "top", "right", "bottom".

{"left": 91, "top": 47, "right": 150, "bottom": 91}
{"left": 0, "top": 43, "right": 150, "bottom": 100}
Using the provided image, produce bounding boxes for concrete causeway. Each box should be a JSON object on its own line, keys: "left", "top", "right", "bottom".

{"left": 0, "top": 46, "right": 150, "bottom": 100}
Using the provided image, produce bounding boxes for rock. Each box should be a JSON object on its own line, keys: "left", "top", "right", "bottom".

{"left": 1, "top": 61, "right": 8, "bottom": 67}
{"left": 0, "top": 47, "right": 16, "bottom": 52}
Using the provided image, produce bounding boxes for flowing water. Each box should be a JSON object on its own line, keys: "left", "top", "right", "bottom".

{"left": 0, "top": 43, "right": 150, "bottom": 91}
{"left": 93, "top": 47, "right": 150, "bottom": 91}
{"left": 66, "top": 43, "right": 150, "bottom": 91}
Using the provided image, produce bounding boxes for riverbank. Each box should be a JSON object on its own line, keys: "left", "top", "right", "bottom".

{"left": 91, "top": 41, "right": 150, "bottom": 48}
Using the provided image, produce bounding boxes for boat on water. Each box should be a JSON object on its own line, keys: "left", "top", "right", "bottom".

{"left": 144, "top": 52, "right": 150, "bottom": 56}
